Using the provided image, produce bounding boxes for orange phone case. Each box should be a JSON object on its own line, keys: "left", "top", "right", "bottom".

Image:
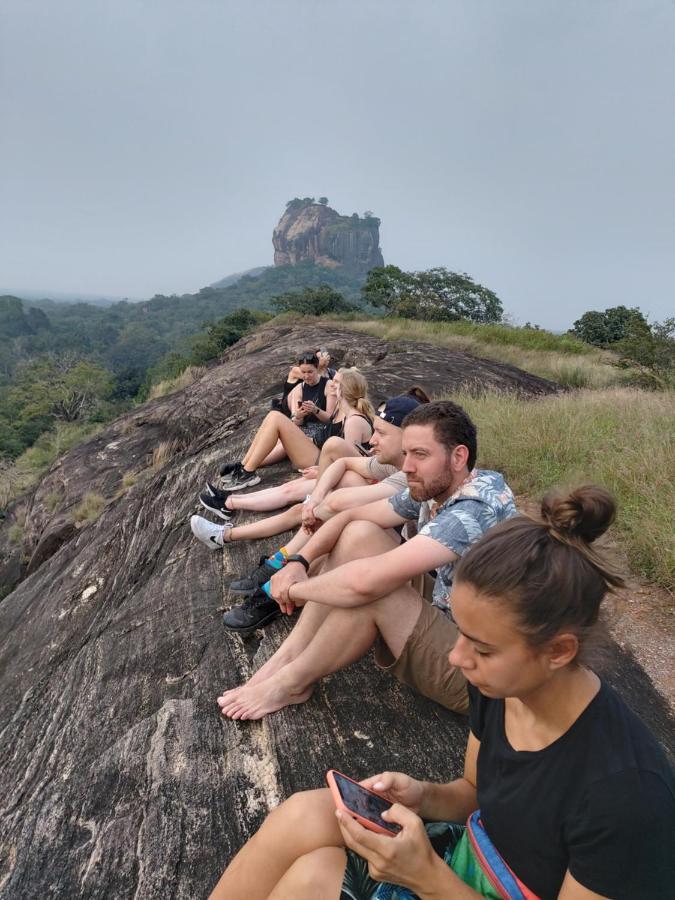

{"left": 326, "top": 769, "right": 398, "bottom": 837}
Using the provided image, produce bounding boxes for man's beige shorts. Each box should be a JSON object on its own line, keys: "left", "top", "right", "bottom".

{"left": 374, "top": 577, "right": 469, "bottom": 715}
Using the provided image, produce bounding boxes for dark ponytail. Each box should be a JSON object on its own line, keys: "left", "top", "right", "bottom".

{"left": 455, "top": 485, "right": 624, "bottom": 663}
{"left": 406, "top": 386, "right": 431, "bottom": 404}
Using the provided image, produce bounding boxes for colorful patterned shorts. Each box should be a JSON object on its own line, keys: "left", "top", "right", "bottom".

{"left": 340, "top": 821, "right": 465, "bottom": 900}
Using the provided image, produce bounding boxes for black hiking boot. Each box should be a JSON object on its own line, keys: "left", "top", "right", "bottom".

{"left": 223, "top": 588, "right": 280, "bottom": 632}
{"left": 228, "top": 557, "right": 280, "bottom": 596}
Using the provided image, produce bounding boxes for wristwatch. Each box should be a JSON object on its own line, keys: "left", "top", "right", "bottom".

{"left": 286, "top": 553, "right": 310, "bottom": 571}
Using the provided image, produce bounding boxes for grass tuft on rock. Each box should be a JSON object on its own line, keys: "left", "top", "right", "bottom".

{"left": 73, "top": 492, "right": 106, "bottom": 525}
{"left": 148, "top": 366, "right": 206, "bottom": 400}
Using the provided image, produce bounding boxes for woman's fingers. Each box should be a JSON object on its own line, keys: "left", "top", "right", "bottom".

{"left": 336, "top": 810, "right": 389, "bottom": 857}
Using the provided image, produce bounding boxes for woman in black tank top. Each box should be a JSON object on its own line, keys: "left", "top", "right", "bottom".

{"left": 217, "top": 353, "right": 338, "bottom": 486}
{"left": 216, "top": 361, "right": 373, "bottom": 489}
{"left": 310, "top": 368, "right": 374, "bottom": 451}
{"left": 275, "top": 348, "right": 334, "bottom": 417}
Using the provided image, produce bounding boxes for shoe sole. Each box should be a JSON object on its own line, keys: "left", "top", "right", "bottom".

{"left": 228, "top": 583, "right": 259, "bottom": 596}
{"left": 199, "top": 497, "right": 233, "bottom": 520}
{"left": 220, "top": 475, "right": 261, "bottom": 491}
{"left": 197, "top": 535, "right": 224, "bottom": 551}
{"left": 222, "top": 607, "right": 280, "bottom": 632}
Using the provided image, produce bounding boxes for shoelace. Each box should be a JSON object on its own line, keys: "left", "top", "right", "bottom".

{"left": 241, "top": 591, "right": 272, "bottom": 610}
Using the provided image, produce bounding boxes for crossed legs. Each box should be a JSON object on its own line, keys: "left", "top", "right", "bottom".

{"left": 209, "top": 789, "right": 345, "bottom": 900}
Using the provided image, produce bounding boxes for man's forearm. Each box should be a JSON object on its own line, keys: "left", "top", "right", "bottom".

{"left": 311, "top": 458, "right": 348, "bottom": 504}
{"left": 289, "top": 557, "right": 378, "bottom": 608}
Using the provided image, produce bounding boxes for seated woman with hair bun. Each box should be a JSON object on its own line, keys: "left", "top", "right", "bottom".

{"left": 208, "top": 484, "right": 675, "bottom": 900}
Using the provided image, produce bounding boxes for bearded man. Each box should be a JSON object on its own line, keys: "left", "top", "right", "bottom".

{"left": 217, "top": 400, "right": 516, "bottom": 720}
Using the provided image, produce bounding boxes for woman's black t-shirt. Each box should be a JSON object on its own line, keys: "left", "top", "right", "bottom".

{"left": 469, "top": 682, "right": 675, "bottom": 899}
{"left": 300, "top": 377, "right": 328, "bottom": 423}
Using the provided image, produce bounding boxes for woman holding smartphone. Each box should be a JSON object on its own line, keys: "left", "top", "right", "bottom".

{"left": 196, "top": 367, "right": 373, "bottom": 517}
{"left": 274, "top": 347, "right": 335, "bottom": 417}
{"left": 208, "top": 485, "right": 674, "bottom": 899}
{"left": 216, "top": 352, "right": 337, "bottom": 490}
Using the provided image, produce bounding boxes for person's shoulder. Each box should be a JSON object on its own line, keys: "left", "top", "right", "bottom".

{"left": 368, "top": 458, "right": 398, "bottom": 480}
{"left": 582, "top": 682, "right": 674, "bottom": 780}
{"left": 384, "top": 470, "right": 408, "bottom": 490}
{"left": 449, "top": 470, "right": 517, "bottom": 518}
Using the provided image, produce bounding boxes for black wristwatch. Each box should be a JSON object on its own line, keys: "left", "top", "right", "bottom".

{"left": 286, "top": 553, "right": 310, "bottom": 572}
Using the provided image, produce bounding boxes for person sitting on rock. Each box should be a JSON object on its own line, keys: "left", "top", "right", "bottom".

{"left": 203, "top": 394, "right": 424, "bottom": 632}
{"left": 216, "top": 400, "right": 517, "bottom": 720}
{"left": 271, "top": 347, "right": 335, "bottom": 417}
{"left": 208, "top": 486, "right": 675, "bottom": 900}
{"left": 216, "top": 363, "right": 373, "bottom": 491}
{"left": 205, "top": 387, "right": 429, "bottom": 520}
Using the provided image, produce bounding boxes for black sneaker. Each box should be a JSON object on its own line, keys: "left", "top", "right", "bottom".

{"left": 204, "top": 481, "right": 225, "bottom": 498}
{"left": 219, "top": 461, "right": 239, "bottom": 477}
{"left": 199, "top": 489, "right": 233, "bottom": 521}
{"left": 229, "top": 557, "right": 280, "bottom": 596}
{"left": 221, "top": 463, "right": 261, "bottom": 491}
{"left": 223, "top": 588, "right": 280, "bottom": 632}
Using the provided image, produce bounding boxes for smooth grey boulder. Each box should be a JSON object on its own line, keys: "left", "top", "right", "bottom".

{"left": 1, "top": 324, "right": 670, "bottom": 899}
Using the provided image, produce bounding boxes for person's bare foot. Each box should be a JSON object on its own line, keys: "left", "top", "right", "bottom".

{"left": 218, "top": 670, "right": 314, "bottom": 720}
{"left": 216, "top": 648, "right": 298, "bottom": 707}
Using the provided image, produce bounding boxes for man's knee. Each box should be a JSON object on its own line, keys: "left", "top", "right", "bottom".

{"left": 321, "top": 436, "right": 349, "bottom": 460}
{"left": 334, "top": 519, "right": 387, "bottom": 557}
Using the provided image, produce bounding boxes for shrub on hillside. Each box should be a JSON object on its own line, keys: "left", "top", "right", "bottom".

{"left": 571, "top": 305, "right": 647, "bottom": 346}
{"left": 362, "top": 266, "right": 503, "bottom": 323}
{"left": 271, "top": 285, "right": 356, "bottom": 316}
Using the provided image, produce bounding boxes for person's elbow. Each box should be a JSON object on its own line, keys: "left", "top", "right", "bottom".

{"left": 344, "top": 562, "right": 394, "bottom": 605}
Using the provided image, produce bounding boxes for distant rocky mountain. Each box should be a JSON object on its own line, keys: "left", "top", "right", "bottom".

{"left": 273, "top": 200, "right": 384, "bottom": 275}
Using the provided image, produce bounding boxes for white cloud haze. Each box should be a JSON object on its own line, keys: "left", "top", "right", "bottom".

{"left": 1, "top": 0, "right": 674, "bottom": 329}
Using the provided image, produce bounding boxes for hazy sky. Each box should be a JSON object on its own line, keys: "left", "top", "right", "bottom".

{"left": 1, "top": 0, "right": 674, "bottom": 329}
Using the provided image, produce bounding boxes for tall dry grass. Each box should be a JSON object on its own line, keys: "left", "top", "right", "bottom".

{"left": 453, "top": 388, "right": 674, "bottom": 592}
{"left": 344, "top": 318, "right": 627, "bottom": 389}
{"left": 148, "top": 366, "right": 206, "bottom": 400}
{"left": 73, "top": 492, "right": 106, "bottom": 525}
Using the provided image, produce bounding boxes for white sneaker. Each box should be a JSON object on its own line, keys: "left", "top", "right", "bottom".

{"left": 190, "top": 515, "right": 231, "bottom": 550}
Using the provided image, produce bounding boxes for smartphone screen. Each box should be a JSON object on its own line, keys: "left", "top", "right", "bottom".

{"left": 331, "top": 772, "right": 400, "bottom": 834}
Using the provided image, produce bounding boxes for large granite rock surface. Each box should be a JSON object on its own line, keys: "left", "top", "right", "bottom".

{"left": 0, "top": 324, "right": 671, "bottom": 898}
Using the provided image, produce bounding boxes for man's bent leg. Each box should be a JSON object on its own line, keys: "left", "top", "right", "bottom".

{"left": 375, "top": 598, "right": 469, "bottom": 715}
{"left": 220, "top": 586, "right": 424, "bottom": 720}
{"left": 218, "top": 522, "right": 399, "bottom": 710}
